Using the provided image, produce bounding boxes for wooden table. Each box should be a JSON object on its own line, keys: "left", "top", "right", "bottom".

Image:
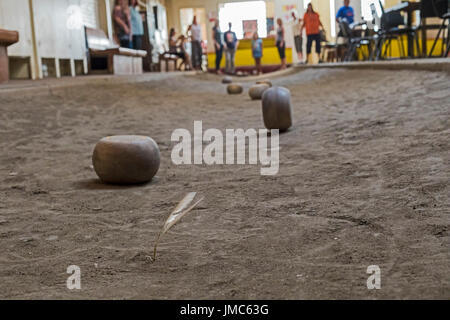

{"left": 0, "top": 29, "right": 19, "bottom": 83}
{"left": 385, "top": 1, "right": 421, "bottom": 58}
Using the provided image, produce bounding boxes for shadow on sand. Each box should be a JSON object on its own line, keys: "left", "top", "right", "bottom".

{"left": 74, "top": 177, "right": 160, "bottom": 191}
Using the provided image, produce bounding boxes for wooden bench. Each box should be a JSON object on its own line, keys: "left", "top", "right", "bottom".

{"left": 0, "top": 29, "right": 19, "bottom": 83}
{"left": 159, "top": 51, "right": 182, "bottom": 72}
{"left": 85, "top": 27, "right": 147, "bottom": 75}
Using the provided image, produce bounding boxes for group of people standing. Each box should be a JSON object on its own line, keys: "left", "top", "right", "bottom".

{"left": 289, "top": 3, "right": 324, "bottom": 64}
{"left": 167, "top": 17, "right": 205, "bottom": 71}
{"left": 166, "top": 16, "right": 209, "bottom": 71}
{"left": 212, "top": 21, "right": 241, "bottom": 74}
{"left": 112, "top": 0, "right": 355, "bottom": 73}
{"left": 211, "top": 20, "right": 270, "bottom": 75}
{"left": 292, "top": 1, "right": 355, "bottom": 63}
{"left": 113, "top": 0, "right": 144, "bottom": 50}
{"left": 210, "top": 2, "right": 326, "bottom": 75}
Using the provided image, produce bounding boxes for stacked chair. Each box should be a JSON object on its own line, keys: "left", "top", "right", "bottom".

{"left": 423, "top": 0, "right": 450, "bottom": 57}
{"left": 372, "top": 1, "right": 421, "bottom": 60}
{"left": 338, "top": 19, "right": 376, "bottom": 62}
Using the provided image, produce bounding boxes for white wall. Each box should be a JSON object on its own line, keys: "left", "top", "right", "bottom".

{"left": 32, "top": 0, "right": 87, "bottom": 59}
{"left": 0, "top": 0, "right": 100, "bottom": 79}
{"left": 0, "top": 0, "right": 34, "bottom": 57}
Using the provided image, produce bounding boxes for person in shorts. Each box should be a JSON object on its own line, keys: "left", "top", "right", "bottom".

{"left": 252, "top": 32, "right": 263, "bottom": 75}
{"left": 291, "top": 12, "right": 303, "bottom": 63}
{"left": 276, "top": 18, "right": 286, "bottom": 70}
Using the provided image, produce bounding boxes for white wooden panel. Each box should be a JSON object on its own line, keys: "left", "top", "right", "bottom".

{"left": 33, "top": 0, "right": 98, "bottom": 59}
{"left": 81, "top": 0, "right": 99, "bottom": 28}
{"left": 0, "top": 0, "right": 34, "bottom": 57}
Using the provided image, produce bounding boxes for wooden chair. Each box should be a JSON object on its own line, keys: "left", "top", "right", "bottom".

{"left": 0, "top": 29, "right": 19, "bottom": 83}
{"left": 339, "top": 20, "right": 376, "bottom": 62}
{"left": 321, "top": 43, "right": 338, "bottom": 63}
{"left": 158, "top": 52, "right": 181, "bottom": 72}
{"left": 84, "top": 27, "right": 147, "bottom": 75}
{"left": 428, "top": 12, "right": 450, "bottom": 57}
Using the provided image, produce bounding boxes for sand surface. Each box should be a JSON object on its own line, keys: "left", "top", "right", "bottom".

{"left": 0, "top": 68, "right": 449, "bottom": 299}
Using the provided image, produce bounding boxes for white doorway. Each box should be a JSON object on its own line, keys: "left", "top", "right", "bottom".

{"left": 218, "top": 1, "right": 267, "bottom": 39}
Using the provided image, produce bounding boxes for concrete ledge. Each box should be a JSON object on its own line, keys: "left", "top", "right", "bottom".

{"left": 0, "top": 72, "right": 195, "bottom": 94}
{"left": 294, "top": 58, "right": 450, "bottom": 73}
{"left": 190, "top": 67, "right": 299, "bottom": 83}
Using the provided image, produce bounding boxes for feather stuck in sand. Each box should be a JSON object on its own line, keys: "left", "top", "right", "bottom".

{"left": 153, "top": 192, "right": 204, "bottom": 261}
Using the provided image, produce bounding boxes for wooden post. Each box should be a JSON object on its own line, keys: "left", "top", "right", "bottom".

{"left": 28, "top": 0, "right": 41, "bottom": 79}
{"left": 0, "top": 29, "right": 19, "bottom": 84}
{"left": 70, "top": 58, "right": 76, "bottom": 77}
{"left": 55, "top": 57, "right": 61, "bottom": 78}
{"left": 0, "top": 46, "right": 9, "bottom": 83}
{"left": 105, "top": 0, "right": 114, "bottom": 41}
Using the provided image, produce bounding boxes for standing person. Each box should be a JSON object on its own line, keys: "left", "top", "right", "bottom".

{"left": 188, "top": 16, "right": 202, "bottom": 70}
{"left": 276, "top": 18, "right": 287, "bottom": 70}
{"left": 301, "top": 3, "right": 324, "bottom": 63}
{"left": 212, "top": 20, "right": 223, "bottom": 74}
{"left": 129, "top": 0, "right": 144, "bottom": 49}
{"left": 113, "top": 0, "right": 131, "bottom": 48}
{"left": 291, "top": 12, "right": 304, "bottom": 63}
{"left": 252, "top": 32, "right": 263, "bottom": 75}
{"left": 223, "top": 23, "right": 239, "bottom": 74}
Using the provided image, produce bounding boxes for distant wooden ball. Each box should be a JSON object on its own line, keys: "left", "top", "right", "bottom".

{"left": 248, "top": 84, "right": 270, "bottom": 100}
{"left": 227, "top": 83, "right": 243, "bottom": 94}
{"left": 261, "top": 87, "right": 293, "bottom": 131}
{"left": 93, "top": 135, "right": 160, "bottom": 184}
{"left": 222, "top": 76, "right": 233, "bottom": 84}
{"left": 256, "top": 79, "right": 272, "bottom": 87}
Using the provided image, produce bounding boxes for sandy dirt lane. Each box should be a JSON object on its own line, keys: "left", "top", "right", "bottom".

{"left": 0, "top": 68, "right": 449, "bottom": 299}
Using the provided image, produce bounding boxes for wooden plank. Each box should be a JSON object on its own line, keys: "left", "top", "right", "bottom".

{"left": 0, "top": 29, "right": 19, "bottom": 46}
{"left": 0, "top": 0, "right": 33, "bottom": 57}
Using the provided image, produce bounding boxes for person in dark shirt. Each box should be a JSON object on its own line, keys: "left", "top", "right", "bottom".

{"left": 113, "top": 0, "right": 131, "bottom": 48}
{"left": 276, "top": 18, "right": 286, "bottom": 70}
{"left": 223, "top": 23, "right": 239, "bottom": 74}
{"left": 212, "top": 20, "right": 223, "bottom": 74}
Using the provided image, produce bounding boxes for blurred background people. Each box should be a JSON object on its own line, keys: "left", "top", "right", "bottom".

{"left": 252, "top": 31, "right": 263, "bottom": 75}
{"left": 301, "top": 3, "right": 324, "bottom": 63}
{"left": 169, "top": 28, "right": 193, "bottom": 70}
{"left": 336, "top": 0, "right": 355, "bottom": 25}
{"left": 224, "top": 22, "right": 239, "bottom": 74}
{"left": 129, "top": 0, "right": 143, "bottom": 49}
{"left": 291, "top": 11, "right": 304, "bottom": 63}
{"left": 276, "top": 18, "right": 286, "bottom": 70}
{"left": 188, "top": 16, "right": 203, "bottom": 70}
{"left": 336, "top": 0, "right": 355, "bottom": 38}
{"left": 113, "top": 0, "right": 131, "bottom": 48}
{"left": 212, "top": 20, "right": 223, "bottom": 74}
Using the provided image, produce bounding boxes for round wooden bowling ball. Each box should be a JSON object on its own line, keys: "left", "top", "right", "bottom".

{"left": 222, "top": 76, "right": 233, "bottom": 84}
{"left": 256, "top": 79, "right": 272, "bottom": 87}
{"left": 227, "top": 83, "right": 243, "bottom": 94}
{"left": 92, "top": 135, "right": 160, "bottom": 184}
{"left": 249, "top": 84, "right": 270, "bottom": 100}
{"left": 261, "top": 87, "right": 293, "bottom": 131}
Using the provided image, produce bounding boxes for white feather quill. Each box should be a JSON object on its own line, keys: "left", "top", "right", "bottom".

{"left": 153, "top": 192, "right": 204, "bottom": 261}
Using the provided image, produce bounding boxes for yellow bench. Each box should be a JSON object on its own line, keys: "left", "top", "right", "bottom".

{"left": 207, "top": 37, "right": 292, "bottom": 71}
